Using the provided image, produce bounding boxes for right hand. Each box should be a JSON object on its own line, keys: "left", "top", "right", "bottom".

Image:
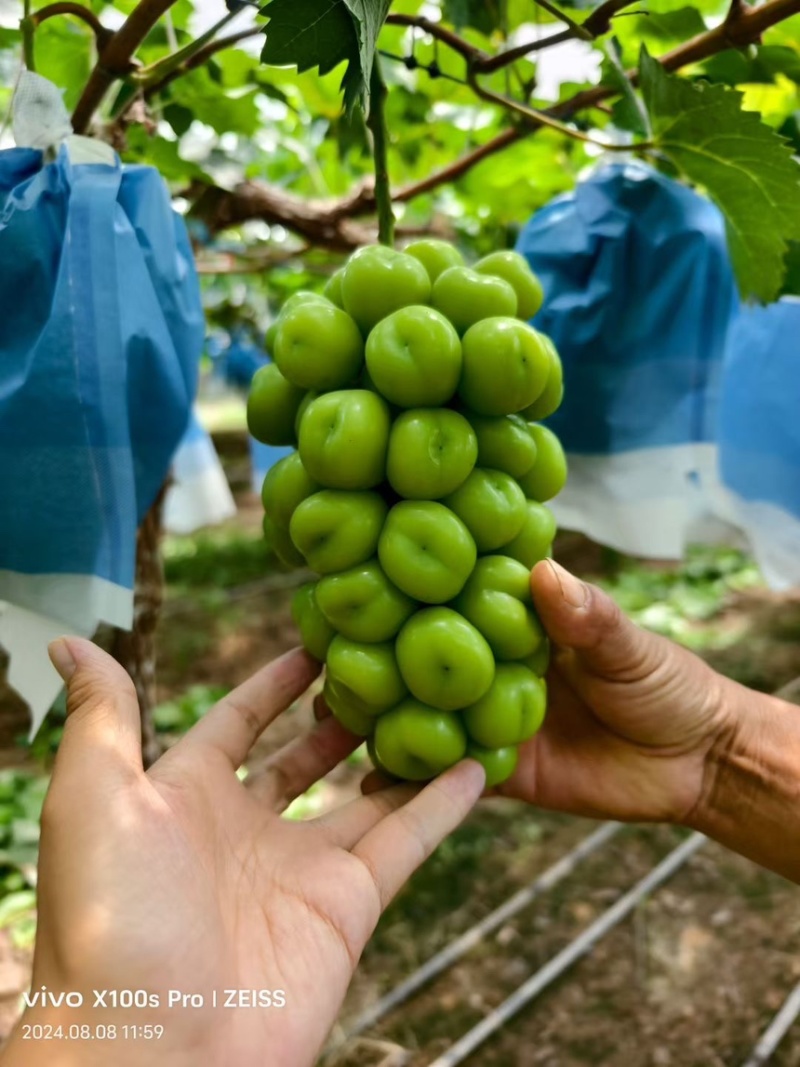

{"left": 500, "top": 559, "right": 736, "bottom": 824}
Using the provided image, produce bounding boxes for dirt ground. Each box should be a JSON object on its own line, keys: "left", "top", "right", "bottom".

{"left": 2, "top": 455, "right": 800, "bottom": 1065}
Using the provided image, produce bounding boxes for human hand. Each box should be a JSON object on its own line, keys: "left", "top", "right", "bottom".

{"left": 3, "top": 640, "right": 484, "bottom": 1067}
{"left": 499, "top": 560, "right": 734, "bottom": 824}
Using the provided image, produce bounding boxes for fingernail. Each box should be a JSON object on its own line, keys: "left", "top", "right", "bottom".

{"left": 545, "top": 559, "right": 588, "bottom": 609}
{"left": 48, "top": 638, "right": 77, "bottom": 682}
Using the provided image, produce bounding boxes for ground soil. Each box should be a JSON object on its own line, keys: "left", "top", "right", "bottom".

{"left": 1, "top": 447, "right": 800, "bottom": 1066}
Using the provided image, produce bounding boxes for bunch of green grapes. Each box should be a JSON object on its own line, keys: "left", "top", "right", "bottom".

{"left": 248, "top": 240, "right": 566, "bottom": 786}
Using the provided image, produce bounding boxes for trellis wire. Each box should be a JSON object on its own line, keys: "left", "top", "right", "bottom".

{"left": 741, "top": 980, "right": 800, "bottom": 1067}
{"left": 338, "top": 820, "right": 621, "bottom": 1046}
{"left": 426, "top": 831, "right": 707, "bottom": 1067}
{"left": 162, "top": 567, "right": 313, "bottom": 617}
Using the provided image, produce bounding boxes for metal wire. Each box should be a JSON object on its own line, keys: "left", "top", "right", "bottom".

{"left": 741, "top": 980, "right": 800, "bottom": 1067}
{"left": 427, "top": 832, "right": 707, "bottom": 1067}
{"left": 335, "top": 821, "right": 622, "bottom": 1048}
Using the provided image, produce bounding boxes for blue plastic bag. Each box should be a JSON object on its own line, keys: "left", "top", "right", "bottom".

{"left": 516, "top": 161, "right": 800, "bottom": 587}
{"left": 717, "top": 297, "right": 800, "bottom": 588}
{"left": 0, "top": 145, "right": 203, "bottom": 630}
{"left": 516, "top": 161, "right": 740, "bottom": 561}
{"left": 226, "top": 328, "right": 270, "bottom": 390}
{"left": 163, "top": 411, "right": 237, "bottom": 536}
{"left": 202, "top": 327, "right": 290, "bottom": 492}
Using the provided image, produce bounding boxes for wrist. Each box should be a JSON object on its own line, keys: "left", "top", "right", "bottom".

{"left": 682, "top": 673, "right": 746, "bottom": 832}
{"left": 686, "top": 680, "right": 800, "bottom": 882}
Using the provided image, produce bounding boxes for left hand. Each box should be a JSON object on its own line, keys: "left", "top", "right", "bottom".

{"left": 3, "top": 639, "right": 484, "bottom": 1067}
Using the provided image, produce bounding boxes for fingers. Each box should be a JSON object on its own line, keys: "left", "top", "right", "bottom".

{"left": 351, "top": 760, "right": 486, "bottom": 909}
{"left": 360, "top": 769, "right": 393, "bottom": 796}
{"left": 178, "top": 648, "right": 320, "bottom": 768}
{"left": 531, "top": 560, "right": 663, "bottom": 682}
{"left": 247, "top": 715, "right": 362, "bottom": 811}
{"left": 315, "top": 781, "right": 419, "bottom": 849}
{"left": 313, "top": 691, "right": 331, "bottom": 723}
{"left": 48, "top": 637, "right": 143, "bottom": 774}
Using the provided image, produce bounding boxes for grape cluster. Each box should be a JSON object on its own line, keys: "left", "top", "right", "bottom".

{"left": 247, "top": 241, "right": 566, "bottom": 787}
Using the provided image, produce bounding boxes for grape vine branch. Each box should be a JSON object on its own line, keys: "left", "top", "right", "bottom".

{"left": 191, "top": 0, "right": 800, "bottom": 249}
{"left": 20, "top": 0, "right": 800, "bottom": 248}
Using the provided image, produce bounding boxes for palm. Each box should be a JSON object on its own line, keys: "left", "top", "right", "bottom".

{"left": 29, "top": 642, "right": 484, "bottom": 1067}
{"left": 150, "top": 754, "right": 380, "bottom": 1061}
{"left": 500, "top": 562, "right": 730, "bottom": 824}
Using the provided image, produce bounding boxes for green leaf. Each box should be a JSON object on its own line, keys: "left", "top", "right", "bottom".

{"left": 703, "top": 45, "right": 800, "bottom": 88}
{"left": 602, "top": 39, "right": 650, "bottom": 139}
{"left": 0, "top": 28, "right": 21, "bottom": 49}
{"left": 632, "top": 6, "right": 706, "bottom": 42}
{"left": 122, "top": 129, "right": 211, "bottom": 184}
{"left": 342, "top": 0, "right": 393, "bottom": 110}
{"left": 779, "top": 111, "right": 800, "bottom": 155}
{"left": 261, "top": 0, "right": 360, "bottom": 108}
{"left": 163, "top": 103, "right": 195, "bottom": 137}
{"left": 33, "top": 20, "right": 92, "bottom": 110}
{"left": 253, "top": 77, "right": 294, "bottom": 110}
{"left": 781, "top": 241, "right": 800, "bottom": 297}
{"left": 747, "top": 44, "right": 800, "bottom": 85}
{"left": 0, "top": 891, "right": 36, "bottom": 929}
{"left": 442, "top": 0, "right": 502, "bottom": 35}
{"left": 261, "top": 0, "right": 391, "bottom": 111}
{"left": 172, "top": 67, "right": 260, "bottom": 135}
{"left": 640, "top": 46, "right": 800, "bottom": 303}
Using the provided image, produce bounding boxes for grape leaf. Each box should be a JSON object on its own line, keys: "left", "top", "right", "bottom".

{"left": 630, "top": 7, "right": 706, "bottom": 42}
{"left": 260, "top": 0, "right": 390, "bottom": 112}
{"left": 782, "top": 241, "right": 800, "bottom": 297}
{"left": 702, "top": 45, "right": 800, "bottom": 88}
{"left": 442, "top": 0, "right": 502, "bottom": 34}
{"left": 779, "top": 113, "right": 800, "bottom": 155}
{"left": 261, "top": 0, "right": 360, "bottom": 107}
{"left": 602, "top": 40, "right": 651, "bottom": 138}
{"left": 343, "top": 0, "right": 393, "bottom": 107}
{"left": 33, "top": 20, "right": 92, "bottom": 110}
{"left": 640, "top": 46, "right": 800, "bottom": 303}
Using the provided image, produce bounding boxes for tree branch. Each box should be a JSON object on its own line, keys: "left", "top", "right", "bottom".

{"left": 137, "top": 8, "right": 239, "bottom": 82}
{"left": 384, "top": 13, "right": 487, "bottom": 65}
{"left": 387, "top": 1, "right": 643, "bottom": 76}
{"left": 183, "top": 0, "right": 800, "bottom": 245}
{"left": 30, "top": 2, "right": 114, "bottom": 46}
{"left": 72, "top": 0, "right": 179, "bottom": 133}
{"left": 581, "top": 0, "right": 646, "bottom": 37}
{"left": 467, "top": 68, "right": 650, "bottom": 151}
{"left": 188, "top": 180, "right": 380, "bottom": 250}
{"left": 143, "top": 26, "right": 261, "bottom": 98}
{"left": 476, "top": 28, "right": 574, "bottom": 72}
{"left": 195, "top": 243, "right": 312, "bottom": 274}
{"left": 478, "top": 0, "right": 643, "bottom": 72}
{"left": 532, "top": 0, "right": 594, "bottom": 41}
{"left": 393, "top": 128, "right": 522, "bottom": 203}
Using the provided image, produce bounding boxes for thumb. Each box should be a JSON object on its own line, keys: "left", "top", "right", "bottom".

{"left": 531, "top": 559, "right": 662, "bottom": 682}
{"left": 49, "top": 637, "right": 144, "bottom": 773}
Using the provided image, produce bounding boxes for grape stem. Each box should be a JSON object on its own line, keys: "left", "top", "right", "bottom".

{"left": 367, "top": 55, "right": 395, "bottom": 248}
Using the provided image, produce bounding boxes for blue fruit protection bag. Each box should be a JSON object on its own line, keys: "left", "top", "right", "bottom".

{"left": 0, "top": 74, "right": 205, "bottom": 726}
{"left": 516, "top": 160, "right": 800, "bottom": 587}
